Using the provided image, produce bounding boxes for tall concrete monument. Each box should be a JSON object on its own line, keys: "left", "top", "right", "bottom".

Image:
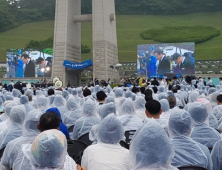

{"left": 52, "top": 0, "right": 119, "bottom": 86}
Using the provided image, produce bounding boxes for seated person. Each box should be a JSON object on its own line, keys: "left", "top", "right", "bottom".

{"left": 159, "top": 99, "right": 171, "bottom": 120}
{"left": 89, "top": 102, "right": 116, "bottom": 143}
{"left": 82, "top": 114, "right": 130, "bottom": 170}
{"left": 63, "top": 96, "right": 82, "bottom": 129}
{"left": 134, "top": 96, "right": 146, "bottom": 120}
{"left": 1, "top": 109, "right": 42, "bottom": 170}
{"left": 34, "top": 96, "right": 49, "bottom": 113}
{"left": 114, "top": 88, "right": 124, "bottom": 109}
{"left": 211, "top": 140, "right": 222, "bottom": 170}
{"left": 20, "top": 95, "right": 35, "bottom": 114}
{"left": 96, "top": 91, "right": 107, "bottom": 105}
{"left": 73, "top": 99, "right": 100, "bottom": 139}
{"left": 169, "top": 109, "right": 212, "bottom": 170}
{"left": 13, "top": 130, "right": 78, "bottom": 170}
{"left": 104, "top": 96, "right": 115, "bottom": 104}
{"left": 129, "top": 119, "right": 177, "bottom": 170}
{"left": 0, "top": 105, "right": 26, "bottom": 150}
{"left": 51, "top": 94, "right": 68, "bottom": 120}
{"left": 118, "top": 98, "right": 143, "bottom": 131}
{"left": 62, "top": 90, "right": 70, "bottom": 100}
{"left": 212, "top": 94, "right": 222, "bottom": 120}
{"left": 189, "top": 102, "right": 221, "bottom": 149}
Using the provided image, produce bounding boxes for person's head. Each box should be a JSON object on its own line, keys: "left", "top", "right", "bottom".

{"left": 12, "top": 89, "right": 20, "bottom": 97}
{"left": 20, "top": 95, "right": 29, "bottom": 104}
{"left": 115, "top": 88, "right": 123, "bottom": 98}
{"left": 21, "top": 54, "right": 30, "bottom": 64}
{"left": 169, "top": 109, "right": 192, "bottom": 137}
{"left": 62, "top": 90, "right": 69, "bottom": 100}
{"left": 35, "top": 96, "right": 48, "bottom": 110}
{"left": 159, "top": 99, "right": 170, "bottom": 112}
{"left": 104, "top": 96, "right": 115, "bottom": 104}
{"left": 83, "top": 88, "right": 91, "bottom": 97}
{"left": 66, "top": 97, "right": 80, "bottom": 111}
{"left": 217, "top": 94, "right": 222, "bottom": 105}
{"left": 144, "top": 89, "right": 152, "bottom": 96}
{"left": 98, "top": 103, "right": 116, "bottom": 119}
{"left": 4, "top": 102, "right": 16, "bottom": 116}
{"left": 52, "top": 95, "right": 66, "bottom": 107}
{"left": 5, "top": 95, "right": 13, "bottom": 101}
{"left": 152, "top": 87, "right": 158, "bottom": 94}
{"left": 171, "top": 86, "right": 178, "bottom": 93}
{"left": 97, "top": 114, "right": 124, "bottom": 144}
{"left": 135, "top": 96, "right": 146, "bottom": 110}
{"left": 211, "top": 92, "right": 220, "bottom": 103}
{"left": 167, "top": 95, "right": 177, "bottom": 108}
{"left": 158, "top": 86, "right": 165, "bottom": 93}
{"left": 203, "top": 78, "right": 205, "bottom": 81}
{"left": 23, "top": 109, "right": 42, "bottom": 137}
{"left": 140, "top": 87, "right": 145, "bottom": 94}
{"left": 124, "top": 90, "right": 132, "bottom": 98}
{"left": 118, "top": 98, "right": 135, "bottom": 116}
{"left": 145, "top": 94, "right": 153, "bottom": 102}
{"left": 145, "top": 100, "right": 162, "bottom": 119}
{"left": 189, "top": 91, "right": 200, "bottom": 102}
{"left": 96, "top": 91, "right": 107, "bottom": 102}
{"left": 30, "top": 129, "right": 67, "bottom": 168}
{"left": 48, "top": 89, "right": 55, "bottom": 96}
{"left": 130, "top": 119, "right": 173, "bottom": 169}
{"left": 220, "top": 77, "right": 222, "bottom": 81}
{"left": 37, "top": 111, "right": 60, "bottom": 132}
{"left": 9, "top": 105, "right": 26, "bottom": 125}
{"left": 36, "top": 57, "right": 45, "bottom": 66}
{"left": 154, "top": 50, "right": 164, "bottom": 61}
{"left": 71, "top": 88, "right": 77, "bottom": 96}
{"left": 172, "top": 53, "right": 183, "bottom": 64}
{"left": 208, "top": 77, "right": 211, "bottom": 80}
{"left": 82, "top": 99, "right": 96, "bottom": 116}
{"left": 188, "top": 102, "right": 208, "bottom": 125}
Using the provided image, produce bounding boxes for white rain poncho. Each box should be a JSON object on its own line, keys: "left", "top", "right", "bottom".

{"left": 131, "top": 93, "right": 136, "bottom": 101}
{"left": 188, "top": 91, "right": 199, "bottom": 103}
{"left": 104, "top": 96, "right": 115, "bottom": 104}
{"left": 20, "top": 95, "right": 35, "bottom": 114}
{"left": 210, "top": 91, "right": 219, "bottom": 108}
{"left": 12, "top": 89, "right": 21, "bottom": 104}
{"left": 129, "top": 119, "right": 177, "bottom": 170}
{"left": 211, "top": 140, "right": 222, "bottom": 170}
{"left": 0, "top": 100, "right": 9, "bottom": 122}
{"left": 89, "top": 103, "right": 116, "bottom": 143}
{"left": 0, "top": 105, "right": 26, "bottom": 150}
{"left": 0, "top": 93, "right": 6, "bottom": 103}
{"left": 71, "top": 89, "right": 81, "bottom": 103}
{"left": 158, "top": 86, "right": 165, "bottom": 93}
{"left": 169, "top": 109, "right": 212, "bottom": 170}
{"left": 34, "top": 96, "right": 49, "bottom": 113}
{"left": 158, "top": 93, "right": 168, "bottom": 100}
{"left": 62, "top": 90, "right": 70, "bottom": 100}
{"left": 13, "top": 129, "right": 77, "bottom": 170}
{"left": 208, "top": 87, "right": 216, "bottom": 96}
{"left": 72, "top": 99, "right": 100, "bottom": 139}
{"left": 1, "top": 109, "right": 42, "bottom": 169}
{"left": 5, "top": 95, "right": 13, "bottom": 101}
{"left": 52, "top": 95, "right": 68, "bottom": 120}
{"left": 77, "top": 88, "right": 83, "bottom": 98}
{"left": 36, "top": 90, "right": 45, "bottom": 97}
{"left": 160, "top": 99, "right": 171, "bottom": 120}
{"left": 63, "top": 97, "right": 81, "bottom": 128}
{"left": 212, "top": 105, "right": 222, "bottom": 120}
{"left": 118, "top": 98, "right": 143, "bottom": 131}
{"left": 114, "top": 88, "right": 124, "bottom": 109}
{"left": 48, "top": 95, "right": 55, "bottom": 106}
{"left": 188, "top": 102, "right": 221, "bottom": 149}
{"left": 25, "top": 89, "right": 34, "bottom": 96}
{"left": 134, "top": 96, "right": 146, "bottom": 119}
{"left": 82, "top": 114, "right": 130, "bottom": 170}
{"left": 124, "top": 90, "right": 132, "bottom": 98}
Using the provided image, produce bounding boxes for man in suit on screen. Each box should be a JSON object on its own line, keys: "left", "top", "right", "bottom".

{"left": 22, "top": 54, "right": 35, "bottom": 77}
{"left": 155, "top": 50, "right": 171, "bottom": 75}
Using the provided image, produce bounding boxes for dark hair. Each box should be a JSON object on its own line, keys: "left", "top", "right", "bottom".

{"left": 152, "top": 87, "right": 158, "bottom": 94}
{"left": 217, "top": 95, "right": 222, "bottom": 103}
{"left": 96, "top": 91, "right": 107, "bottom": 101}
{"left": 154, "top": 50, "right": 163, "bottom": 55}
{"left": 167, "top": 95, "right": 176, "bottom": 107}
{"left": 21, "top": 54, "right": 29, "bottom": 59}
{"left": 132, "top": 87, "right": 139, "bottom": 94}
{"left": 171, "top": 86, "right": 178, "bottom": 93}
{"left": 220, "top": 77, "right": 222, "bottom": 81}
{"left": 48, "top": 89, "right": 55, "bottom": 96}
{"left": 145, "top": 94, "right": 153, "bottom": 102}
{"left": 145, "top": 100, "right": 161, "bottom": 115}
{"left": 208, "top": 77, "right": 211, "bottom": 80}
{"left": 39, "top": 112, "right": 60, "bottom": 131}
{"left": 83, "top": 88, "right": 91, "bottom": 97}
{"left": 172, "top": 53, "right": 181, "bottom": 60}
{"left": 140, "top": 87, "right": 145, "bottom": 94}
{"left": 144, "top": 89, "right": 152, "bottom": 96}
{"left": 36, "top": 57, "right": 44, "bottom": 64}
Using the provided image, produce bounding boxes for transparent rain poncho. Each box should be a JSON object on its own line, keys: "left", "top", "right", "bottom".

{"left": 212, "top": 105, "right": 222, "bottom": 120}
{"left": 5, "top": 95, "right": 13, "bottom": 101}
{"left": 208, "top": 87, "right": 216, "bottom": 96}
{"left": 159, "top": 93, "right": 168, "bottom": 100}
{"left": 36, "top": 90, "right": 45, "bottom": 97}
{"left": 210, "top": 91, "right": 220, "bottom": 108}
{"left": 130, "top": 119, "right": 176, "bottom": 170}
{"left": 94, "top": 85, "right": 100, "bottom": 93}
{"left": 0, "top": 105, "right": 26, "bottom": 150}
{"left": 160, "top": 99, "right": 171, "bottom": 120}
{"left": 12, "top": 89, "right": 20, "bottom": 97}
{"left": 124, "top": 90, "right": 132, "bottom": 98}
{"left": 97, "top": 114, "right": 124, "bottom": 144}
{"left": 158, "top": 86, "right": 165, "bottom": 93}
{"left": 25, "top": 89, "right": 34, "bottom": 96}
{"left": 188, "top": 102, "right": 221, "bottom": 148}
{"left": 34, "top": 96, "right": 49, "bottom": 113}
{"left": 0, "top": 93, "right": 6, "bottom": 103}
{"left": 20, "top": 95, "right": 35, "bottom": 114}
{"left": 1, "top": 109, "right": 42, "bottom": 169}
{"left": 67, "top": 88, "right": 72, "bottom": 94}
{"left": 77, "top": 88, "right": 83, "bottom": 98}
{"left": 169, "top": 109, "right": 212, "bottom": 170}
{"left": 73, "top": 99, "right": 100, "bottom": 139}
{"left": 14, "top": 130, "right": 76, "bottom": 170}
{"left": 104, "top": 96, "right": 115, "bottom": 104}
{"left": 211, "top": 140, "right": 222, "bottom": 170}
{"left": 114, "top": 88, "right": 124, "bottom": 109}
{"left": 52, "top": 94, "right": 68, "bottom": 120}
{"left": 62, "top": 90, "right": 70, "bottom": 100}
{"left": 118, "top": 98, "right": 143, "bottom": 131}
{"left": 188, "top": 91, "right": 199, "bottom": 103}
{"left": 131, "top": 93, "right": 136, "bottom": 101}
{"left": 134, "top": 96, "right": 146, "bottom": 120}
{"left": 48, "top": 95, "right": 55, "bottom": 106}
{"left": 63, "top": 97, "right": 82, "bottom": 128}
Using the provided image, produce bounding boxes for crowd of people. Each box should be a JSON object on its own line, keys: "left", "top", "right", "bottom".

{"left": 0, "top": 76, "right": 222, "bottom": 170}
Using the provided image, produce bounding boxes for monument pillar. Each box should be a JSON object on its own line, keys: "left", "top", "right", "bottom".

{"left": 92, "top": 0, "right": 119, "bottom": 83}
{"left": 52, "top": 0, "right": 81, "bottom": 87}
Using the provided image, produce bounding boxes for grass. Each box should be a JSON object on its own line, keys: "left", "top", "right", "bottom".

{"left": 0, "top": 12, "right": 222, "bottom": 63}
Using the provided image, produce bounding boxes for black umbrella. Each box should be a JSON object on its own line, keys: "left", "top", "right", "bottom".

{"left": 163, "top": 73, "right": 177, "bottom": 79}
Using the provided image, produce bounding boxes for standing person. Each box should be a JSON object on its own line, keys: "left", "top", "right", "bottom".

{"left": 15, "top": 55, "right": 24, "bottom": 78}
{"left": 155, "top": 50, "right": 170, "bottom": 75}
{"left": 36, "top": 57, "right": 52, "bottom": 77}
{"left": 207, "top": 77, "right": 213, "bottom": 86}
{"left": 219, "top": 77, "right": 222, "bottom": 85}
{"left": 21, "top": 54, "right": 35, "bottom": 77}
{"left": 6, "top": 56, "right": 15, "bottom": 78}
{"left": 203, "top": 78, "right": 207, "bottom": 86}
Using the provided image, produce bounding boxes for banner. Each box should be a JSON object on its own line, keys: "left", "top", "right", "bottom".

{"left": 63, "top": 59, "right": 93, "bottom": 70}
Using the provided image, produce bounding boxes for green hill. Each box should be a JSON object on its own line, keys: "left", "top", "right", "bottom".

{"left": 0, "top": 12, "right": 222, "bottom": 63}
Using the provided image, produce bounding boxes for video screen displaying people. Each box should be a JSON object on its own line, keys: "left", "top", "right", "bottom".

{"left": 137, "top": 43, "right": 195, "bottom": 78}
{"left": 6, "top": 49, "right": 53, "bottom": 78}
